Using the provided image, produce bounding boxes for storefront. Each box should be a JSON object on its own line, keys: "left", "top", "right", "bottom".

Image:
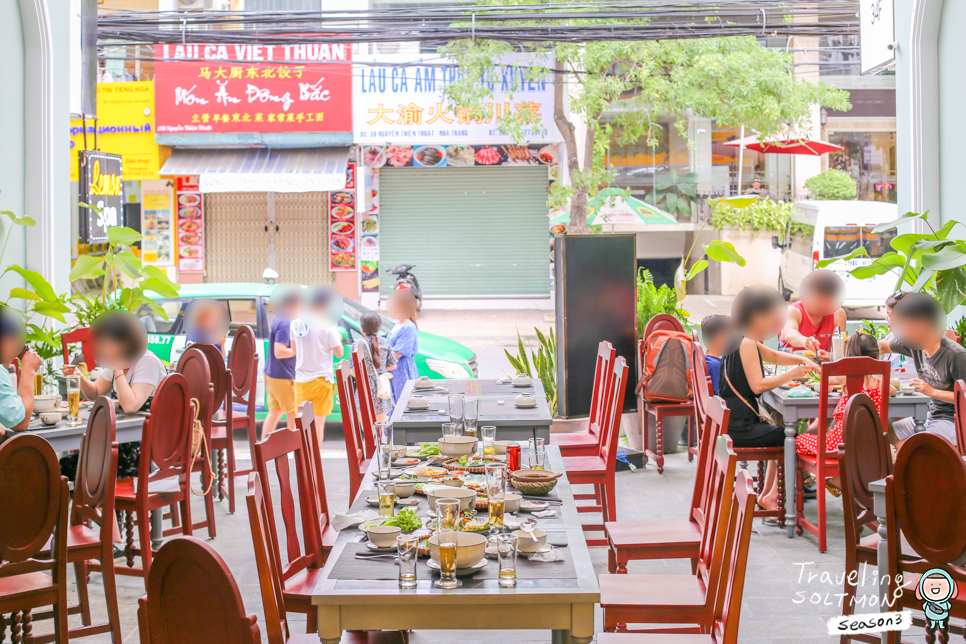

{"left": 353, "top": 54, "right": 560, "bottom": 303}
{"left": 825, "top": 89, "right": 897, "bottom": 202}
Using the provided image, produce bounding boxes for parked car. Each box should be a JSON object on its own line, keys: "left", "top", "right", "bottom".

{"left": 137, "top": 282, "right": 478, "bottom": 420}
{"left": 775, "top": 200, "right": 899, "bottom": 310}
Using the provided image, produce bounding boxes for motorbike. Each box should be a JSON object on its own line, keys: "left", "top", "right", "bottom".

{"left": 387, "top": 264, "right": 423, "bottom": 311}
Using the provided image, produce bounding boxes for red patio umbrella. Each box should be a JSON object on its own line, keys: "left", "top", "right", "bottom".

{"left": 723, "top": 136, "right": 843, "bottom": 156}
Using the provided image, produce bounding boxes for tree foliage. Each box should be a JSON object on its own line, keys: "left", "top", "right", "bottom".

{"left": 804, "top": 169, "right": 857, "bottom": 200}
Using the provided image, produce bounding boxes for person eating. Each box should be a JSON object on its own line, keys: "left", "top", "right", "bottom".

{"left": 0, "top": 306, "right": 42, "bottom": 433}
{"left": 779, "top": 269, "right": 847, "bottom": 361}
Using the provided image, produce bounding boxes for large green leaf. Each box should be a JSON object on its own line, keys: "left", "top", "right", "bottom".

{"left": 138, "top": 277, "right": 180, "bottom": 299}
{"left": 107, "top": 226, "right": 143, "bottom": 247}
{"left": 678, "top": 183, "right": 697, "bottom": 198}
{"left": 934, "top": 219, "right": 964, "bottom": 240}
{"left": 910, "top": 269, "right": 936, "bottom": 293}
{"left": 936, "top": 268, "right": 966, "bottom": 314}
{"left": 850, "top": 255, "right": 903, "bottom": 279}
{"left": 31, "top": 302, "right": 67, "bottom": 323}
{"left": 113, "top": 250, "right": 143, "bottom": 279}
{"left": 921, "top": 244, "right": 966, "bottom": 271}
{"left": 890, "top": 233, "right": 932, "bottom": 256}
{"left": 3, "top": 265, "right": 57, "bottom": 302}
{"left": 6, "top": 288, "right": 39, "bottom": 302}
{"left": 708, "top": 195, "right": 760, "bottom": 210}
{"left": 1, "top": 211, "right": 36, "bottom": 227}
{"left": 684, "top": 259, "right": 709, "bottom": 281}
{"left": 817, "top": 247, "right": 867, "bottom": 268}
{"left": 664, "top": 192, "right": 679, "bottom": 213}
{"left": 703, "top": 240, "right": 746, "bottom": 267}
{"left": 69, "top": 255, "right": 107, "bottom": 281}
{"left": 912, "top": 239, "right": 955, "bottom": 253}
{"left": 143, "top": 299, "right": 172, "bottom": 322}
{"left": 873, "top": 212, "right": 924, "bottom": 234}
{"left": 26, "top": 325, "right": 58, "bottom": 348}
{"left": 504, "top": 350, "right": 525, "bottom": 376}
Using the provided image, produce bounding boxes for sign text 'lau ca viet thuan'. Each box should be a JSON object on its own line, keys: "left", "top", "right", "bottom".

{"left": 153, "top": 43, "right": 353, "bottom": 134}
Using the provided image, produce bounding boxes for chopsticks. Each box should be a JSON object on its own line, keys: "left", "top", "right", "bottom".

{"left": 516, "top": 495, "right": 562, "bottom": 505}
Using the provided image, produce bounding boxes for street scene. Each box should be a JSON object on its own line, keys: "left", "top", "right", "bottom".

{"left": 2, "top": 0, "right": 966, "bottom": 642}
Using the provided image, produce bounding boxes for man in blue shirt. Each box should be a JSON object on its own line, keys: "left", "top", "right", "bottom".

{"left": 701, "top": 315, "right": 734, "bottom": 395}
{"left": 0, "top": 309, "right": 42, "bottom": 434}
{"left": 262, "top": 291, "right": 299, "bottom": 437}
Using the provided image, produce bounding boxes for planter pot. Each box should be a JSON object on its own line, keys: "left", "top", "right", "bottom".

{"left": 716, "top": 228, "right": 783, "bottom": 296}
{"left": 646, "top": 415, "right": 687, "bottom": 455}
{"left": 621, "top": 412, "right": 642, "bottom": 451}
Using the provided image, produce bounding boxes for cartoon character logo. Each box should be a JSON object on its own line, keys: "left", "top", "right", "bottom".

{"left": 916, "top": 568, "right": 959, "bottom": 630}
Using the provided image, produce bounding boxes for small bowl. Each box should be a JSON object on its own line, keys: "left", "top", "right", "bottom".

{"left": 520, "top": 500, "right": 550, "bottom": 512}
{"left": 900, "top": 385, "right": 915, "bottom": 396}
{"left": 513, "top": 529, "right": 547, "bottom": 553}
{"left": 407, "top": 396, "right": 430, "bottom": 410}
{"left": 438, "top": 436, "right": 477, "bottom": 457}
{"left": 39, "top": 411, "right": 63, "bottom": 426}
{"left": 503, "top": 493, "right": 522, "bottom": 513}
{"left": 493, "top": 440, "right": 515, "bottom": 455}
{"left": 515, "top": 394, "right": 537, "bottom": 408}
{"left": 33, "top": 395, "right": 61, "bottom": 414}
{"left": 428, "top": 532, "right": 486, "bottom": 568}
{"left": 413, "top": 376, "right": 434, "bottom": 390}
{"left": 426, "top": 486, "right": 477, "bottom": 511}
{"left": 390, "top": 446, "right": 408, "bottom": 461}
{"left": 391, "top": 481, "right": 416, "bottom": 498}
{"left": 366, "top": 525, "right": 402, "bottom": 548}
{"left": 440, "top": 476, "right": 464, "bottom": 487}
{"left": 512, "top": 373, "right": 533, "bottom": 387}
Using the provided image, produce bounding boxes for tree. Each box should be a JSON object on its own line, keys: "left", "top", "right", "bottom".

{"left": 440, "top": 18, "right": 851, "bottom": 233}
{"left": 804, "top": 168, "right": 858, "bottom": 200}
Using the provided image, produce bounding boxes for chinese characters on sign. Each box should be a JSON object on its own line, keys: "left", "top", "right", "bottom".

{"left": 361, "top": 168, "right": 379, "bottom": 292}
{"left": 352, "top": 53, "right": 556, "bottom": 145}
{"left": 175, "top": 177, "right": 205, "bottom": 273}
{"left": 330, "top": 163, "right": 356, "bottom": 272}
{"left": 153, "top": 43, "right": 352, "bottom": 134}
{"left": 79, "top": 151, "right": 125, "bottom": 244}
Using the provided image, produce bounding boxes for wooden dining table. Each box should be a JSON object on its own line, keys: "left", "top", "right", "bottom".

{"left": 761, "top": 389, "right": 931, "bottom": 539}
{"left": 389, "top": 379, "right": 554, "bottom": 446}
{"left": 311, "top": 445, "right": 599, "bottom": 644}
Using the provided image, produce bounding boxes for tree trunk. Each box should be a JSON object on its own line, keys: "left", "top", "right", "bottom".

{"left": 554, "top": 55, "right": 589, "bottom": 234}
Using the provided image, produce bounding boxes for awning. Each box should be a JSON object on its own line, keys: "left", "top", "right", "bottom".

{"left": 159, "top": 147, "right": 350, "bottom": 193}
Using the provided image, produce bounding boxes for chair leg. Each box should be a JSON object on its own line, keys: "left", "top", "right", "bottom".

{"left": 10, "top": 611, "right": 21, "bottom": 644}
{"left": 100, "top": 551, "right": 123, "bottom": 644}
{"left": 817, "top": 472, "right": 827, "bottom": 553}
{"left": 204, "top": 459, "right": 217, "bottom": 538}
{"left": 640, "top": 404, "right": 649, "bottom": 466}
{"left": 795, "top": 467, "right": 806, "bottom": 535}
{"left": 225, "top": 440, "right": 237, "bottom": 514}
{"left": 306, "top": 608, "right": 318, "bottom": 634}
{"left": 73, "top": 559, "right": 93, "bottom": 626}
{"left": 607, "top": 546, "right": 617, "bottom": 574}
{"left": 181, "top": 493, "right": 194, "bottom": 538}
{"left": 124, "top": 511, "right": 136, "bottom": 569}
{"left": 216, "top": 449, "right": 226, "bottom": 502}
{"left": 137, "top": 509, "right": 154, "bottom": 579}
{"left": 603, "top": 476, "right": 617, "bottom": 524}
{"left": 655, "top": 414, "right": 664, "bottom": 474}
{"left": 169, "top": 503, "right": 181, "bottom": 529}
{"left": 777, "top": 458, "right": 787, "bottom": 528}
{"left": 21, "top": 612, "right": 31, "bottom": 643}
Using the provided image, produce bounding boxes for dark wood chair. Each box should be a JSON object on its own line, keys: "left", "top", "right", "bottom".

{"left": 175, "top": 346, "right": 218, "bottom": 538}
{"left": 598, "top": 469, "right": 758, "bottom": 644}
{"left": 552, "top": 341, "right": 616, "bottom": 457}
{"left": 294, "top": 402, "right": 338, "bottom": 559}
{"left": 115, "top": 373, "right": 196, "bottom": 579}
{"left": 0, "top": 434, "right": 70, "bottom": 644}
{"left": 561, "top": 356, "right": 628, "bottom": 546}
{"left": 638, "top": 314, "right": 696, "bottom": 474}
{"left": 33, "top": 397, "right": 122, "bottom": 644}
{"left": 253, "top": 426, "right": 324, "bottom": 633}
{"left": 137, "top": 536, "right": 260, "bottom": 644}
{"left": 601, "top": 436, "right": 741, "bottom": 633}
{"left": 337, "top": 360, "right": 369, "bottom": 504}
{"left": 351, "top": 344, "right": 378, "bottom": 458}
{"left": 605, "top": 391, "right": 730, "bottom": 574}
{"left": 885, "top": 432, "right": 966, "bottom": 644}
{"left": 954, "top": 379, "right": 966, "bottom": 458}
{"left": 61, "top": 327, "right": 96, "bottom": 369}
{"left": 795, "top": 356, "right": 891, "bottom": 552}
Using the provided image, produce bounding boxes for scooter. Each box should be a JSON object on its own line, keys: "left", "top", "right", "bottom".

{"left": 387, "top": 264, "right": 423, "bottom": 311}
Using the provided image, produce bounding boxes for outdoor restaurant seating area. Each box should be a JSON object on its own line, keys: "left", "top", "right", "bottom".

{"left": 2, "top": 279, "right": 966, "bottom": 644}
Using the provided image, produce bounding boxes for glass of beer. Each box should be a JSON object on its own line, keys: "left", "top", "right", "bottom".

{"left": 435, "top": 499, "right": 461, "bottom": 532}
{"left": 397, "top": 534, "right": 418, "bottom": 589}
{"left": 496, "top": 533, "right": 518, "bottom": 587}
{"left": 66, "top": 375, "right": 82, "bottom": 426}
{"left": 434, "top": 528, "right": 461, "bottom": 589}
{"left": 34, "top": 372, "right": 44, "bottom": 396}
{"left": 488, "top": 497, "right": 505, "bottom": 529}
{"left": 528, "top": 437, "right": 546, "bottom": 470}
{"left": 481, "top": 425, "right": 497, "bottom": 456}
{"left": 377, "top": 481, "right": 395, "bottom": 518}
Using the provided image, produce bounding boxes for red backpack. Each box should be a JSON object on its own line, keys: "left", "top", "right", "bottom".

{"left": 636, "top": 330, "right": 694, "bottom": 404}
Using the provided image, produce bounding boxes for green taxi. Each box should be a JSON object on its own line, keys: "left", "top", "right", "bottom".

{"left": 138, "top": 283, "right": 478, "bottom": 421}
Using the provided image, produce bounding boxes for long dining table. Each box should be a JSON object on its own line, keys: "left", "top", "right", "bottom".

{"left": 311, "top": 445, "right": 599, "bottom": 644}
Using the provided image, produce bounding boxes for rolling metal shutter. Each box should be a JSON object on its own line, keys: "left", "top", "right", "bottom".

{"left": 204, "top": 193, "right": 271, "bottom": 283}
{"left": 379, "top": 166, "right": 550, "bottom": 298}
{"left": 274, "top": 192, "right": 331, "bottom": 286}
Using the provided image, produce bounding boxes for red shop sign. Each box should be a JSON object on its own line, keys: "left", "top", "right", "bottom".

{"left": 153, "top": 43, "right": 352, "bottom": 134}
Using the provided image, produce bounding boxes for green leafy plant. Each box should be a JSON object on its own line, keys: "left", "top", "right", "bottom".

{"left": 804, "top": 169, "right": 857, "bottom": 201}
{"left": 816, "top": 212, "right": 966, "bottom": 313}
{"left": 644, "top": 170, "right": 697, "bottom": 219}
{"left": 504, "top": 328, "right": 557, "bottom": 411}
{"left": 637, "top": 268, "right": 689, "bottom": 336}
{"left": 861, "top": 320, "right": 889, "bottom": 340}
{"left": 712, "top": 197, "right": 814, "bottom": 238}
{"left": 954, "top": 317, "right": 966, "bottom": 348}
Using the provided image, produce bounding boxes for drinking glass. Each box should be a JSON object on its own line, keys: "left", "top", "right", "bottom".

{"left": 488, "top": 497, "right": 505, "bottom": 529}
{"left": 481, "top": 425, "right": 497, "bottom": 456}
{"left": 436, "top": 498, "right": 461, "bottom": 532}
{"left": 496, "top": 533, "right": 518, "bottom": 587}
{"left": 528, "top": 437, "right": 546, "bottom": 470}
{"left": 33, "top": 372, "right": 44, "bottom": 396}
{"left": 377, "top": 480, "right": 395, "bottom": 518}
{"left": 447, "top": 394, "right": 464, "bottom": 431}
{"left": 464, "top": 397, "right": 479, "bottom": 440}
{"left": 441, "top": 422, "right": 459, "bottom": 437}
{"left": 66, "top": 375, "right": 82, "bottom": 426}
{"left": 485, "top": 462, "right": 507, "bottom": 500}
{"left": 374, "top": 421, "right": 393, "bottom": 480}
{"left": 434, "top": 528, "right": 462, "bottom": 589}
{"left": 397, "top": 534, "right": 418, "bottom": 589}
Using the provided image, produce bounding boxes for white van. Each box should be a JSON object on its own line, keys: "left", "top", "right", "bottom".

{"left": 774, "top": 200, "right": 899, "bottom": 310}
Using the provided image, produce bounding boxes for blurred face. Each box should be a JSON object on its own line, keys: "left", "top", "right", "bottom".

{"left": 184, "top": 299, "right": 229, "bottom": 345}
{"left": 0, "top": 308, "right": 26, "bottom": 365}
{"left": 801, "top": 291, "right": 838, "bottom": 318}
{"left": 747, "top": 305, "right": 787, "bottom": 342}
{"left": 0, "top": 335, "right": 23, "bottom": 366}
{"left": 752, "top": 181, "right": 761, "bottom": 189}
{"left": 892, "top": 316, "right": 940, "bottom": 350}
{"left": 91, "top": 311, "right": 147, "bottom": 370}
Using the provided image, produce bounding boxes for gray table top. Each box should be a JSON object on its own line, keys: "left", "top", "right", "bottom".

{"left": 761, "top": 388, "right": 931, "bottom": 421}
{"left": 390, "top": 379, "right": 553, "bottom": 429}
{"left": 18, "top": 404, "right": 146, "bottom": 452}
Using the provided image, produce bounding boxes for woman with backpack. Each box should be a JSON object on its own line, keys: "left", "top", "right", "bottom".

{"left": 353, "top": 311, "right": 397, "bottom": 420}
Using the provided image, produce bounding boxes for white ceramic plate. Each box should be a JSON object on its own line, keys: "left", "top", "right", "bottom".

{"left": 365, "top": 541, "right": 396, "bottom": 553}
{"left": 426, "top": 558, "right": 487, "bottom": 575}
{"left": 519, "top": 500, "right": 550, "bottom": 512}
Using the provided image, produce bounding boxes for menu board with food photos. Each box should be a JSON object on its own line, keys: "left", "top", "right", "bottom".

{"left": 176, "top": 176, "right": 205, "bottom": 273}
{"left": 361, "top": 144, "right": 558, "bottom": 170}
{"left": 141, "top": 181, "right": 175, "bottom": 266}
{"left": 360, "top": 167, "right": 379, "bottom": 292}
{"left": 329, "top": 162, "right": 356, "bottom": 272}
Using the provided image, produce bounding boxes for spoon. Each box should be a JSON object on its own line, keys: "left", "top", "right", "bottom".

{"left": 520, "top": 517, "right": 538, "bottom": 540}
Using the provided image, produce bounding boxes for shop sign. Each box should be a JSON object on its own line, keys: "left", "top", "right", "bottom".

{"left": 153, "top": 43, "right": 353, "bottom": 134}
{"left": 69, "top": 82, "right": 161, "bottom": 181}
{"left": 360, "top": 167, "right": 379, "bottom": 292}
{"left": 330, "top": 163, "right": 356, "bottom": 272}
{"left": 860, "top": 0, "right": 895, "bottom": 74}
{"left": 79, "top": 151, "right": 124, "bottom": 244}
{"left": 353, "top": 53, "right": 556, "bottom": 145}
{"left": 141, "top": 180, "right": 175, "bottom": 267}
{"left": 175, "top": 177, "right": 205, "bottom": 273}
{"left": 361, "top": 143, "right": 559, "bottom": 170}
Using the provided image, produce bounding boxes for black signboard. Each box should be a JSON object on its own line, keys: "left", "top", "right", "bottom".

{"left": 78, "top": 150, "right": 124, "bottom": 244}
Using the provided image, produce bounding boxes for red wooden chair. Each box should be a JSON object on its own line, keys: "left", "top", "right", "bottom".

{"left": 605, "top": 391, "right": 730, "bottom": 574}
{"left": 61, "top": 327, "right": 96, "bottom": 369}
{"left": 561, "top": 356, "right": 628, "bottom": 546}
{"left": 115, "top": 373, "right": 196, "bottom": 579}
{"left": 137, "top": 536, "right": 260, "bottom": 644}
{"left": 337, "top": 360, "right": 369, "bottom": 503}
{"left": 196, "top": 342, "right": 233, "bottom": 507}
{"left": 638, "top": 314, "right": 695, "bottom": 473}
{"left": 551, "top": 341, "right": 616, "bottom": 457}
{"left": 253, "top": 425, "right": 324, "bottom": 633}
{"left": 0, "top": 434, "right": 70, "bottom": 644}
{"left": 885, "top": 432, "right": 966, "bottom": 644}
{"left": 294, "top": 402, "right": 338, "bottom": 559}
{"left": 954, "top": 379, "right": 966, "bottom": 458}
{"left": 351, "top": 344, "right": 378, "bottom": 458}
{"left": 33, "top": 397, "right": 122, "bottom": 644}
{"left": 175, "top": 346, "right": 217, "bottom": 538}
{"left": 247, "top": 473, "right": 406, "bottom": 644}
{"left": 795, "top": 356, "right": 891, "bottom": 552}
{"left": 598, "top": 469, "right": 758, "bottom": 644}
{"left": 601, "top": 436, "right": 740, "bottom": 633}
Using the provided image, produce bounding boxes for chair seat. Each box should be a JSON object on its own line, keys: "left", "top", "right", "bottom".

{"left": 858, "top": 531, "right": 916, "bottom": 558}
{"left": 600, "top": 573, "right": 708, "bottom": 609}
{"left": 211, "top": 427, "right": 229, "bottom": 441}
{"left": 115, "top": 477, "right": 183, "bottom": 500}
{"left": 797, "top": 453, "right": 840, "bottom": 470}
{"left": 598, "top": 634, "right": 714, "bottom": 644}
{"left": 561, "top": 456, "right": 607, "bottom": 473}
{"left": 642, "top": 400, "right": 694, "bottom": 412}
{"left": 0, "top": 572, "right": 56, "bottom": 603}
{"left": 66, "top": 524, "right": 102, "bottom": 549}
{"left": 605, "top": 519, "right": 702, "bottom": 551}
{"left": 551, "top": 432, "right": 599, "bottom": 447}
{"left": 283, "top": 567, "right": 325, "bottom": 603}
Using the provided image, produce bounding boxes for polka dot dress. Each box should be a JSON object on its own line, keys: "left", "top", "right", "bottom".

{"left": 796, "top": 386, "right": 883, "bottom": 457}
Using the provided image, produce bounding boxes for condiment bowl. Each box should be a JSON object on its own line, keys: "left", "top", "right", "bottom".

{"left": 513, "top": 529, "right": 547, "bottom": 553}
{"left": 366, "top": 525, "right": 401, "bottom": 548}
{"left": 493, "top": 440, "right": 515, "bottom": 455}
{"left": 40, "top": 411, "right": 63, "bottom": 426}
{"left": 391, "top": 481, "right": 416, "bottom": 498}
{"left": 33, "top": 395, "right": 61, "bottom": 414}
{"left": 503, "top": 493, "right": 522, "bottom": 513}
{"left": 426, "top": 486, "right": 476, "bottom": 511}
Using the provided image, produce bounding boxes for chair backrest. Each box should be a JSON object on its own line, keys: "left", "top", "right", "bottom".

{"left": 62, "top": 326, "right": 97, "bottom": 369}
{"left": 0, "top": 434, "right": 70, "bottom": 584}
{"left": 696, "top": 435, "right": 738, "bottom": 590}
{"left": 644, "top": 314, "right": 685, "bottom": 340}
{"left": 139, "top": 536, "right": 260, "bottom": 644}
{"left": 228, "top": 325, "right": 258, "bottom": 405}
{"left": 955, "top": 379, "right": 966, "bottom": 458}
{"left": 72, "top": 396, "right": 119, "bottom": 531}
{"left": 713, "top": 470, "right": 758, "bottom": 644}
{"left": 351, "top": 344, "right": 377, "bottom": 458}
{"left": 688, "top": 342, "right": 723, "bottom": 523}
{"left": 247, "top": 473, "right": 291, "bottom": 644}
{"left": 196, "top": 343, "right": 230, "bottom": 414}
{"left": 253, "top": 427, "right": 322, "bottom": 583}
{"left": 691, "top": 394, "right": 731, "bottom": 533}
{"left": 176, "top": 346, "right": 214, "bottom": 441}
{"left": 839, "top": 392, "right": 892, "bottom": 549}
{"left": 597, "top": 356, "right": 628, "bottom": 472}
{"left": 817, "top": 357, "right": 891, "bottom": 459}
{"left": 337, "top": 360, "right": 366, "bottom": 502}
{"left": 295, "top": 402, "right": 331, "bottom": 545}
{"left": 588, "top": 341, "right": 616, "bottom": 435}
{"left": 139, "top": 374, "right": 195, "bottom": 491}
